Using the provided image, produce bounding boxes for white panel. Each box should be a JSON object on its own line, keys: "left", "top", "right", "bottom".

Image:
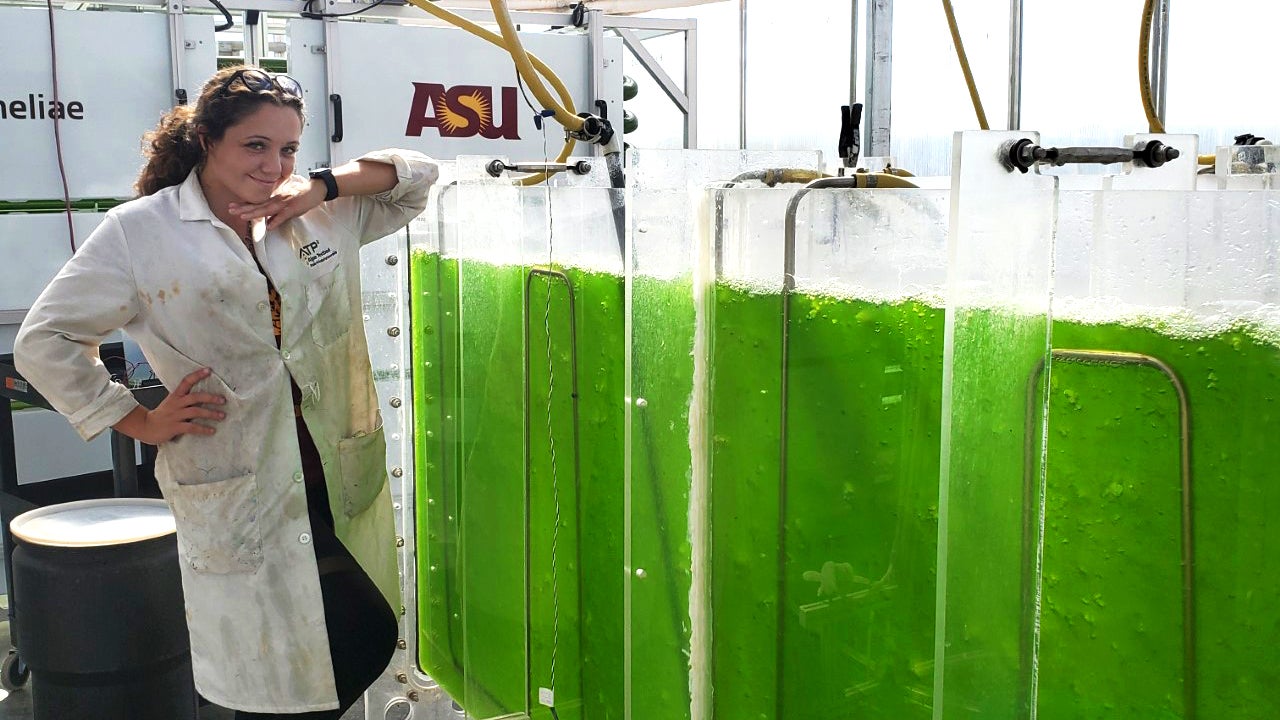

{"left": 326, "top": 23, "right": 623, "bottom": 163}
{"left": 286, "top": 19, "right": 333, "bottom": 172}
{"left": 0, "top": 212, "right": 107, "bottom": 313}
{"left": 181, "top": 15, "right": 220, "bottom": 110}
{"left": 0, "top": 8, "right": 217, "bottom": 200}
{"left": 13, "top": 407, "right": 114, "bottom": 485}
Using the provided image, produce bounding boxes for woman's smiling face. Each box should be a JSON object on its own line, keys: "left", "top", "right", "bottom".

{"left": 200, "top": 102, "right": 303, "bottom": 206}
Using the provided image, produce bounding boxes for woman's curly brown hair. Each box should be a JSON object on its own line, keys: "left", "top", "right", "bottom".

{"left": 134, "top": 65, "right": 305, "bottom": 197}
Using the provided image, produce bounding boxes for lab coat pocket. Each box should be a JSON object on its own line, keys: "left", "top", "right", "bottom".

{"left": 305, "top": 261, "right": 351, "bottom": 347}
{"left": 168, "top": 472, "right": 264, "bottom": 575}
{"left": 337, "top": 424, "right": 387, "bottom": 518}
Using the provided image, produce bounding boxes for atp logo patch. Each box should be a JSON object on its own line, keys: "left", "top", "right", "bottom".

{"left": 298, "top": 240, "right": 338, "bottom": 268}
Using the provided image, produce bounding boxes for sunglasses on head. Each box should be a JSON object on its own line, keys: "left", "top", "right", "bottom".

{"left": 218, "top": 69, "right": 303, "bottom": 99}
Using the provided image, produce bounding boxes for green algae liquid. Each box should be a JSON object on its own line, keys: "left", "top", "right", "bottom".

{"left": 408, "top": 253, "right": 695, "bottom": 720}
{"left": 943, "top": 309, "right": 1280, "bottom": 720}
{"left": 408, "top": 250, "right": 1278, "bottom": 719}
{"left": 408, "top": 250, "right": 944, "bottom": 719}
{"left": 1035, "top": 318, "right": 1280, "bottom": 719}
{"left": 709, "top": 283, "right": 944, "bottom": 720}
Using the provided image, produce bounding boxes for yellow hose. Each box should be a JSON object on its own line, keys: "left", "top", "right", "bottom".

{"left": 1139, "top": 0, "right": 1165, "bottom": 133}
{"left": 942, "top": 0, "right": 989, "bottom": 130}
{"left": 851, "top": 172, "right": 919, "bottom": 189}
{"left": 402, "top": 0, "right": 579, "bottom": 185}
{"left": 772, "top": 169, "right": 829, "bottom": 185}
{"left": 1198, "top": 153, "right": 1216, "bottom": 166}
{"left": 487, "top": 0, "right": 585, "bottom": 132}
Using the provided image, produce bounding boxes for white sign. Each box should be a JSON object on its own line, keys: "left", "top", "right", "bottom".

{"left": 300, "top": 22, "right": 623, "bottom": 166}
{"left": 0, "top": 8, "right": 217, "bottom": 201}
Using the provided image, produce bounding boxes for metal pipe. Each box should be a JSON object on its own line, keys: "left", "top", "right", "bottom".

{"left": 1020, "top": 349, "right": 1195, "bottom": 718}
{"left": 850, "top": 0, "right": 859, "bottom": 112}
{"left": 1152, "top": 0, "right": 1171, "bottom": 125}
{"left": 1007, "top": 0, "right": 1024, "bottom": 130}
{"left": 523, "top": 266, "right": 585, "bottom": 718}
{"left": 739, "top": 0, "right": 747, "bottom": 149}
{"left": 685, "top": 20, "right": 698, "bottom": 149}
{"left": 864, "top": 0, "right": 893, "bottom": 157}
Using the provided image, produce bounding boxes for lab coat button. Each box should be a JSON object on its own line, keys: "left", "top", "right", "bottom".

{"left": 299, "top": 532, "right": 311, "bottom": 545}
{"left": 282, "top": 350, "right": 291, "bottom": 361}
{"left": 293, "top": 471, "right": 304, "bottom": 482}
{"left": 257, "top": 301, "right": 268, "bottom": 311}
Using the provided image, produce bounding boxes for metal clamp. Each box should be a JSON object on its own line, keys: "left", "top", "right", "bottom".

{"left": 1002, "top": 137, "right": 1180, "bottom": 173}
{"left": 567, "top": 113, "right": 615, "bottom": 146}
{"left": 485, "top": 159, "right": 592, "bottom": 178}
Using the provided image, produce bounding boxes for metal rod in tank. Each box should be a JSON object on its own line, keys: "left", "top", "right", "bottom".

{"left": 1021, "top": 349, "right": 1194, "bottom": 718}
{"left": 523, "top": 266, "right": 585, "bottom": 715}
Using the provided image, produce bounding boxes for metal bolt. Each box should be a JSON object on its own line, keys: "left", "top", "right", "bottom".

{"left": 408, "top": 691, "right": 420, "bottom": 702}
{"left": 396, "top": 536, "right": 405, "bottom": 547}
{"left": 396, "top": 673, "right": 408, "bottom": 684}
{"left": 390, "top": 397, "right": 402, "bottom": 408}
{"left": 392, "top": 467, "right": 404, "bottom": 478}
{"left": 388, "top": 327, "right": 401, "bottom": 337}
{"left": 386, "top": 255, "right": 399, "bottom": 266}
{"left": 398, "top": 638, "right": 408, "bottom": 650}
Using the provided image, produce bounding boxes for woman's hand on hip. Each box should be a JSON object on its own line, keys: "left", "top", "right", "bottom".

{"left": 114, "top": 368, "right": 226, "bottom": 445}
{"left": 229, "top": 174, "right": 326, "bottom": 231}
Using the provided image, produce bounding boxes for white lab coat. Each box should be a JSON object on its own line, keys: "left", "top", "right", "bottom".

{"left": 15, "top": 149, "right": 437, "bottom": 713}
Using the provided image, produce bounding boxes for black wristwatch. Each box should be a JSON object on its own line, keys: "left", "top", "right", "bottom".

{"left": 308, "top": 168, "right": 339, "bottom": 202}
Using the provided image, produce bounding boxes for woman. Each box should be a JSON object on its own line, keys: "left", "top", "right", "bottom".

{"left": 15, "top": 65, "right": 438, "bottom": 718}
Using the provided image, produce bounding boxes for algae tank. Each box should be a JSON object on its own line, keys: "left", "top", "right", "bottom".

{"left": 403, "top": 144, "right": 1279, "bottom": 719}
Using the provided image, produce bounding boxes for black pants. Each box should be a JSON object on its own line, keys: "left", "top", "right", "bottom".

{"left": 233, "top": 418, "right": 398, "bottom": 720}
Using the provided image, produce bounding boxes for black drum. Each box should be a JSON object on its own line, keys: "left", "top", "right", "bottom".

{"left": 10, "top": 498, "right": 196, "bottom": 720}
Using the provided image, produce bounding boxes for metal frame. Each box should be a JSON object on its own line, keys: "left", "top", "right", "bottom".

{"left": 1007, "top": 0, "right": 1023, "bottom": 130}
{"left": 604, "top": 13, "right": 698, "bottom": 149}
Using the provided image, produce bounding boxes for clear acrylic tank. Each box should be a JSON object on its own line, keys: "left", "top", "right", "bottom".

{"left": 937, "top": 131, "right": 1280, "bottom": 719}
{"left": 704, "top": 171, "right": 948, "bottom": 719}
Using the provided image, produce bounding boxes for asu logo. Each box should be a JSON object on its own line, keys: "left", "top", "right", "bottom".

{"left": 405, "top": 83, "right": 520, "bottom": 140}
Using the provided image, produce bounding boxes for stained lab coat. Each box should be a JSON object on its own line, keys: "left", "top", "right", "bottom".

{"left": 15, "top": 149, "right": 437, "bottom": 713}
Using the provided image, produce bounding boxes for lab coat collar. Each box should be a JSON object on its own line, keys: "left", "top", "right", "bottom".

{"left": 178, "top": 169, "right": 239, "bottom": 233}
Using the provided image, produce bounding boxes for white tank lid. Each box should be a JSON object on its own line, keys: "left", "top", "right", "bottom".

{"left": 11, "top": 498, "right": 175, "bottom": 547}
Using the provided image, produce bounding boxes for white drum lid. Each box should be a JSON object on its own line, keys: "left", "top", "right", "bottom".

{"left": 11, "top": 498, "right": 175, "bottom": 547}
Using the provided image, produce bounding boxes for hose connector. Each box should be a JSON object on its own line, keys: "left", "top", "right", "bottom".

{"left": 569, "top": 113, "right": 616, "bottom": 146}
